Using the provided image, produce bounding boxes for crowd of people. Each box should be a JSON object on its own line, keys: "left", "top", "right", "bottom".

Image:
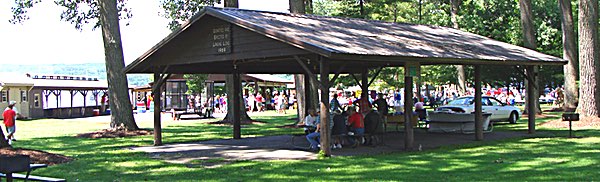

{"left": 297, "top": 84, "right": 568, "bottom": 151}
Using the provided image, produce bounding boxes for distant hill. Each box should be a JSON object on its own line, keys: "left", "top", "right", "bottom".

{"left": 2, "top": 63, "right": 151, "bottom": 86}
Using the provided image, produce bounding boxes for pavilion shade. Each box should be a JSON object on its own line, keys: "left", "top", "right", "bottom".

{"left": 126, "top": 7, "right": 566, "bottom": 74}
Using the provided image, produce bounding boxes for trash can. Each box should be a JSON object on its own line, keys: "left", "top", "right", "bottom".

{"left": 93, "top": 109, "right": 100, "bottom": 116}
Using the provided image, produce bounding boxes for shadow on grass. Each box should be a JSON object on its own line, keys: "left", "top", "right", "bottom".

{"left": 11, "top": 112, "right": 600, "bottom": 181}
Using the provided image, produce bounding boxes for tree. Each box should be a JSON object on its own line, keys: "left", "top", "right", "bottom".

{"left": 184, "top": 74, "right": 208, "bottom": 94}
{"left": 290, "top": 0, "right": 308, "bottom": 122}
{"left": 558, "top": 0, "right": 578, "bottom": 110}
{"left": 519, "top": 0, "right": 542, "bottom": 114}
{"left": 11, "top": 0, "right": 139, "bottom": 130}
{"left": 450, "top": 0, "right": 466, "bottom": 95}
{"left": 576, "top": 0, "right": 599, "bottom": 117}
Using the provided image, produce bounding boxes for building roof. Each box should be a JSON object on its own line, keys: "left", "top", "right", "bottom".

{"left": 30, "top": 78, "right": 109, "bottom": 90}
{"left": 244, "top": 74, "right": 292, "bottom": 83}
{"left": 0, "top": 73, "right": 120, "bottom": 90}
{"left": 0, "top": 73, "right": 34, "bottom": 88}
{"left": 125, "top": 7, "right": 565, "bottom": 74}
{"left": 214, "top": 8, "right": 563, "bottom": 63}
{"left": 208, "top": 74, "right": 293, "bottom": 87}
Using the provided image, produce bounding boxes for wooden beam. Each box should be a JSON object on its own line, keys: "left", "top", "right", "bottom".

{"left": 294, "top": 56, "right": 325, "bottom": 90}
{"left": 474, "top": 65, "right": 483, "bottom": 140}
{"left": 403, "top": 72, "right": 414, "bottom": 150}
{"left": 329, "top": 63, "right": 347, "bottom": 83}
{"left": 233, "top": 71, "right": 242, "bottom": 139}
{"left": 367, "top": 66, "right": 384, "bottom": 87}
{"left": 350, "top": 74, "right": 362, "bottom": 88}
{"left": 153, "top": 72, "right": 163, "bottom": 146}
{"left": 319, "top": 56, "right": 331, "bottom": 157}
{"left": 361, "top": 69, "right": 369, "bottom": 98}
{"left": 526, "top": 65, "right": 536, "bottom": 134}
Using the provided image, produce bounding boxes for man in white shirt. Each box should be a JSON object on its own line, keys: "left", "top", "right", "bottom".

{"left": 297, "top": 109, "right": 318, "bottom": 134}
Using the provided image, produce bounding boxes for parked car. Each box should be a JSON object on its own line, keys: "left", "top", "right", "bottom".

{"left": 435, "top": 96, "right": 522, "bottom": 124}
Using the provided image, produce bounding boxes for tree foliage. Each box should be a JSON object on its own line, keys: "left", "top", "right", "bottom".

{"left": 10, "top": 0, "right": 139, "bottom": 130}
{"left": 11, "top": 0, "right": 132, "bottom": 30}
{"left": 314, "top": 0, "right": 566, "bottom": 90}
{"left": 160, "top": 0, "right": 220, "bottom": 30}
{"left": 183, "top": 74, "right": 208, "bottom": 94}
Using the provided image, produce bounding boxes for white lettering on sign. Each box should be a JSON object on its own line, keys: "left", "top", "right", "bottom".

{"left": 211, "top": 25, "right": 232, "bottom": 54}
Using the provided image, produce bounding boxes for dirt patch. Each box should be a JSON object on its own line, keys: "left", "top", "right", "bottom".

{"left": 540, "top": 116, "right": 600, "bottom": 128}
{"left": 543, "top": 107, "right": 576, "bottom": 112}
{"left": 276, "top": 124, "right": 299, "bottom": 128}
{"left": 76, "top": 129, "right": 153, "bottom": 139}
{"left": 207, "top": 120, "right": 266, "bottom": 125}
{"left": 0, "top": 148, "right": 73, "bottom": 165}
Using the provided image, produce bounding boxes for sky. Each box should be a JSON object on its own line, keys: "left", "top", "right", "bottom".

{"left": 0, "top": 0, "right": 289, "bottom": 65}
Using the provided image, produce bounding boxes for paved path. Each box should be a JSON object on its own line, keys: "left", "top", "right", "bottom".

{"left": 131, "top": 130, "right": 530, "bottom": 164}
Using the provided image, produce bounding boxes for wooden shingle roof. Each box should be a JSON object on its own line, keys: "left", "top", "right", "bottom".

{"left": 125, "top": 7, "right": 565, "bottom": 74}
{"left": 214, "top": 8, "right": 563, "bottom": 63}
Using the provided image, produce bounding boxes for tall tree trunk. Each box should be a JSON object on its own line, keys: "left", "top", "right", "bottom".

{"left": 223, "top": 75, "right": 252, "bottom": 122}
{"left": 289, "top": 0, "right": 305, "bottom": 14}
{"left": 559, "top": 0, "right": 578, "bottom": 110}
{"left": 224, "top": 0, "right": 238, "bottom": 8}
{"left": 519, "top": 0, "right": 541, "bottom": 114}
{"left": 98, "top": 0, "right": 138, "bottom": 130}
{"left": 290, "top": 0, "right": 306, "bottom": 122}
{"left": 294, "top": 75, "right": 306, "bottom": 123}
{"left": 451, "top": 0, "right": 466, "bottom": 95}
{"left": 576, "top": 0, "right": 599, "bottom": 117}
{"left": 221, "top": 0, "right": 250, "bottom": 122}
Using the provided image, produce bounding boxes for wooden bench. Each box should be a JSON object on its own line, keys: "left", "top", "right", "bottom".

{"left": 384, "top": 115, "right": 418, "bottom": 132}
{"left": 427, "top": 120, "right": 493, "bottom": 134}
{"left": 172, "top": 109, "right": 211, "bottom": 120}
{"left": 0, "top": 164, "right": 66, "bottom": 182}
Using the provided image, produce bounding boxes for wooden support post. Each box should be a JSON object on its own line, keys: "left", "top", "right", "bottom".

{"left": 319, "top": 57, "right": 331, "bottom": 156}
{"left": 403, "top": 74, "right": 414, "bottom": 150}
{"left": 367, "top": 67, "right": 384, "bottom": 87}
{"left": 69, "top": 90, "right": 75, "bottom": 118}
{"left": 474, "top": 65, "right": 483, "bottom": 141}
{"left": 81, "top": 90, "right": 88, "bottom": 116}
{"left": 153, "top": 72, "right": 162, "bottom": 146}
{"left": 361, "top": 69, "right": 369, "bottom": 98}
{"left": 233, "top": 71, "right": 242, "bottom": 139}
{"left": 526, "top": 65, "right": 536, "bottom": 134}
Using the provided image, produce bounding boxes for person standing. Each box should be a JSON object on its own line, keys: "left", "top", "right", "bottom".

{"left": 247, "top": 94, "right": 256, "bottom": 113}
{"left": 330, "top": 94, "right": 342, "bottom": 113}
{"left": 373, "top": 93, "right": 389, "bottom": 116}
{"left": 3, "top": 102, "right": 19, "bottom": 144}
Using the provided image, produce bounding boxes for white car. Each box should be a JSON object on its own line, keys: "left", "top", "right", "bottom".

{"left": 435, "top": 96, "right": 522, "bottom": 123}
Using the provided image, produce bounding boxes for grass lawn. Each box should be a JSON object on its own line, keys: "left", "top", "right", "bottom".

{"left": 6, "top": 108, "right": 600, "bottom": 181}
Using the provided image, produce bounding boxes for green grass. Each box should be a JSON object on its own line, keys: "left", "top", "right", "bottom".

{"left": 7, "top": 109, "right": 600, "bottom": 181}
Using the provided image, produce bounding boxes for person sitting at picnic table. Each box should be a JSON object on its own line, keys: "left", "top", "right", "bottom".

{"left": 347, "top": 106, "right": 364, "bottom": 136}
{"left": 305, "top": 110, "right": 322, "bottom": 151}
{"left": 297, "top": 108, "right": 318, "bottom": 134}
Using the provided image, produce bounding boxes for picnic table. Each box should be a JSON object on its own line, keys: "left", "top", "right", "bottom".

{"left": 0, "top": 155, "right": 66, "bottom": 182}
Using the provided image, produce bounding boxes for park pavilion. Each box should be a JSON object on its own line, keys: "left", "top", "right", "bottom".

{"left": 125, "top": 7, "right": 566, "bottom": 156}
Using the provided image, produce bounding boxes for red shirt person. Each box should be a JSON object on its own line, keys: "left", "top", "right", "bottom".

{"left": 3, "top": 104, "right": 17, "bottom": 141}
{"left": 347, "top": 107, "right": 365, "bottom": 135}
